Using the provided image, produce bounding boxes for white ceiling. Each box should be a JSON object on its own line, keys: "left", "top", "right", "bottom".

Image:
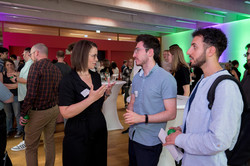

{"left": 0, "top": 0, "right": 249, "bottom": 36}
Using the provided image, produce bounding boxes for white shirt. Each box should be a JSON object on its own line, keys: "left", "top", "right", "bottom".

{"left": 176, "top": 70, "right": 243, "bottom": 166}
{"left": 18, "top": 59, "right": 33, "bottom": 101}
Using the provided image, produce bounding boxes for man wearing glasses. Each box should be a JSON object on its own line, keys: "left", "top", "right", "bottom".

{"left": 20, "top": 43, "right": 62, "bottom": 166}
{"left": 10, "top": 47, "right": 33, "bottom": 151}
{"left": 123, "top": 34, "right": 177, "bottom": 166}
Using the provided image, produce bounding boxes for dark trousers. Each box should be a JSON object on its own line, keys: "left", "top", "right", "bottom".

{"left": 129, "top": 139, "right": 162, "bottom": 166}
{"left": 0, "top": 109, "right": 12, "bottom": 166}
{"left": 19, "top": 101, "right": 25, "bottom": 140}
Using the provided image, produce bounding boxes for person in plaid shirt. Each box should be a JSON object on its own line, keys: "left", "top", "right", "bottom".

{"left": 20, "top": 43, "right": 62, "bottom": 166}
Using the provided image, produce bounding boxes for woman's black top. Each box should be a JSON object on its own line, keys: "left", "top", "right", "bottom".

{"left": 3, "top": 71, "right": 17, "bottom": 96}
{"left": 174, "top": 65, "right": 190, "bottom": 95}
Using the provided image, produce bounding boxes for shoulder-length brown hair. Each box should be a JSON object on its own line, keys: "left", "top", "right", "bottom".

{"left": 169, "top": 45, "right": 189, "bottom": 74}
{"left": 71, "top": 40, "right": 97, "bottom": 72}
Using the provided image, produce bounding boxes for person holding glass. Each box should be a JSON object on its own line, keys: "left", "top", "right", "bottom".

{"left": 3, "top": 59, "right": 23, "bottom": 137}
{"left": 58, "top": 40, "right": 114, "bottom": 166}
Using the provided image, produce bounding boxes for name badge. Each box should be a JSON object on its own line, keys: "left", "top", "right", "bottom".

{"left": 134, "top": 91, "right": 138, "bottom": 97}
{"left": 81, "top": 89, "right": 90, "bottom": 97}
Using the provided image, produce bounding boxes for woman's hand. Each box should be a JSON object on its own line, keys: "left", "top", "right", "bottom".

{"left": 105, "top": 77, "right": 116, "bottom": 96}
{"left": 88, "top": 85, "right": 107, "bottom": 102}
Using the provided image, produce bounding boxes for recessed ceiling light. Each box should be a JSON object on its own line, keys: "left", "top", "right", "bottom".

{"left": 244, "top": 1, "right": 250, "bottom": 4}
{"left": 9, "top": 27, "right": 32, "bottom": 31}
{"left": 96, "top": 30, "right": 101, "bottom": 33}
{"left": 84, "top": 35, "right": 88, "bottom": 37}
{"left": 204, "top": 11, "right": 226, "bottom": 17}
{"left": 155, "top": 26, "right": 172, "bottom": 29}
{"left": 176, "top": 20, "right": 196, "bottom": 24}
{"left": 108, "top": 38, "right": 112, "bottom": 40}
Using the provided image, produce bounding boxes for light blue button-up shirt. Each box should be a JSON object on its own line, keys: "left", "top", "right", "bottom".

{"left": 0, "top": 82, "right": 13, "bottom": 110}
{"left": 176, "top": 70, "right": 243, "bottom": 166}
{"left": 129, "top": 64, "right": 177, "bottom": 146}
{"left": 18, "top": 59, "right": 33, "bottom": 101}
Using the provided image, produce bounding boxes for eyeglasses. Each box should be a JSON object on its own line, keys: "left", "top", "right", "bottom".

{"left": 243, "top": 52, "right": 250, "bottom": 57}
{"left": 29, "top": 51, "right": 35, "bottom": 56}
{"left": 134, "top": 48, "right": 149, "bottom": 54}
{"left": 89, "top": 54, "right": 98, "bottom": 59}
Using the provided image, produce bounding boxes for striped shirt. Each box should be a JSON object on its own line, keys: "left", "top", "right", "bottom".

{"left": 21, "top": 58, "right": 62, "bottom": 116}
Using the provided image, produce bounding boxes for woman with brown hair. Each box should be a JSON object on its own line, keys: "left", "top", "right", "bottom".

{"left": 58, "top": 40, "right": 114, "bottom": 166}
{"left": 169, "top": 44, "right": 190, "bottom": 96}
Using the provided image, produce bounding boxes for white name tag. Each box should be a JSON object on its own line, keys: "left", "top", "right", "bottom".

{"left": 81, "top": 89, "right": 90, "bottom": 97}
{"left": 134, "top": 91, "right": 138, "bottom": 97}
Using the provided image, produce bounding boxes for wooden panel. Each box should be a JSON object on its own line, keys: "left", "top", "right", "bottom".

{"left": 4, "top": 22, "right": 59, "bottom": 36}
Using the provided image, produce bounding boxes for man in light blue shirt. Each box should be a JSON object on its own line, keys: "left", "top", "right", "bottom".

{"left": 164, "top": 28, "right": 243, "bottom": 166}
{"left": 10, "top": 47, "right": 33, "bottom": 151}
{"left": 124, "top": 34, "right": 177, "bottom": 166}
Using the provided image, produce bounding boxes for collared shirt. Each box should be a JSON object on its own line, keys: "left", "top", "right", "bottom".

{"left": 176, "top": 70, "right": 243, "bottom": 166}
{"left": 129, "top": 64, "right": 177, "bottom": 146}
{"left": 0, "top": 82, "right": 13, "bottom": 110}
{"left": 18, "top": 59, "right": 33, "bottom": 101}
{"left": 21, "top": 58, "right": 62, "bottom": 116}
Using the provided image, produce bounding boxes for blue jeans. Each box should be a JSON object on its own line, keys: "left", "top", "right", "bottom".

{"left": 4, "top": 96, "right": 22, "bottom": 133}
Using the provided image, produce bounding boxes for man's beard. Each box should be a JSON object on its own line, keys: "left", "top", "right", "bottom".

{"left": 191, "top": 51, "right": 206, "bottom": 68}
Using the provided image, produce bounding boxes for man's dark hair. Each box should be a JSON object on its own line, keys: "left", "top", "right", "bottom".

{"left": 10, "top": 54, "right": 17, "bottom": 60}
{"left": 67, "top": 42, "right": 75, "bottom": 52}
{"left": 24, "top": 47, "right": 31, "bottom": 52}
{"left": 0, "top": 47, "right": 9, "bottom": 54}
{"left": 245, "top": 43, "right": 250, "bottom": 50}
{"left": 192, "top": 28, "right": 227, "bottom": 58}
{"left": 123, "top": 60, "right": 127, "bottom": 64}
{"left": 169, "top": 44, "right": 179, "bottom": 49}
{"left": 232, "top": 60, "right": 239, "bottom": 66}
{"left": 136, "top": 34, "right": 161, "bottom": 66}
{"left": 111, "top": 61, "right": 117, "bottom": 69}
{"left": 56, "top": 50, "right": 65, "bottom": 58}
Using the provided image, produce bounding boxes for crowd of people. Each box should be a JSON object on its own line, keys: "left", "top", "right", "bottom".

{"left": 0, "top": 27, "right": 250, "bottom": 166}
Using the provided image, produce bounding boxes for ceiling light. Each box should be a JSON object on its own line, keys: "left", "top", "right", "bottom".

{"left": 204, "top": 12, "right": 226, "bottom": 17}
{"left": 84, "top": 35, "right": 88, "bottom": 37}
{"left": 108, "top": 38, "right": 112, "bottom": 40}
{"left": 176, "top": 20, "right": 196, "bottom": 24}
{"left": 4, "top": 5, "right": 41, "bottom": 12}
{"left": 69, "top": 33, "right": 83, "bottom": 36}
{"left": 155, "top": 26, "right": 172, "bottom": 29}
{"left": 96, "top": 30, "right": 101, "bottom": 33}
{"left": 244, "top": 1, "right": 250, "bottom": 4}
{"left": 109, "top": 9, "right": 137, "bottom": 16}
{"left": 7, "top": 15, "right": 38, "bottom": 21}
{"left": 9, "top": 27, "right": 32, "bottom": 31}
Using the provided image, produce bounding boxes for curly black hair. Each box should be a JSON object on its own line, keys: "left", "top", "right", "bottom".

{"left": 192, "top": 28, "right": 227, "bottom": 58}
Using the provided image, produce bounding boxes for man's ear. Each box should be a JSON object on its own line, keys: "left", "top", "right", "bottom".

{"left": 206, "top": 46, "right": 217, "bottom": 57}
{"left": 147, "top": 48, "right": 154, "bottom": 57}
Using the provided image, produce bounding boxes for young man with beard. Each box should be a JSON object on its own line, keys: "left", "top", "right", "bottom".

{"left": 124, "top": 34, "right": 177, "bottom": 166}
{"left": 164, "top": 28, "right": 243, "bottom": 166}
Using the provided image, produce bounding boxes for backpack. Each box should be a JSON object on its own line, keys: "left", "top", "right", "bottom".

{"left": 207, "top": 74, "right": 250, "bottom": 165}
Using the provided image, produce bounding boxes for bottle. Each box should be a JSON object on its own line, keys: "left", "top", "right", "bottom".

{"left": 167, "top": 129, "right": 176, "bottom": 135}
{"left": 22, "top": 114, "right": 30, "bottom": 125}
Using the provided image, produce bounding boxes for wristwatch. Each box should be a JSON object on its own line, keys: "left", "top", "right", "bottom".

{"left": 145, "top": 114, "right": 148, "bottom": 124}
